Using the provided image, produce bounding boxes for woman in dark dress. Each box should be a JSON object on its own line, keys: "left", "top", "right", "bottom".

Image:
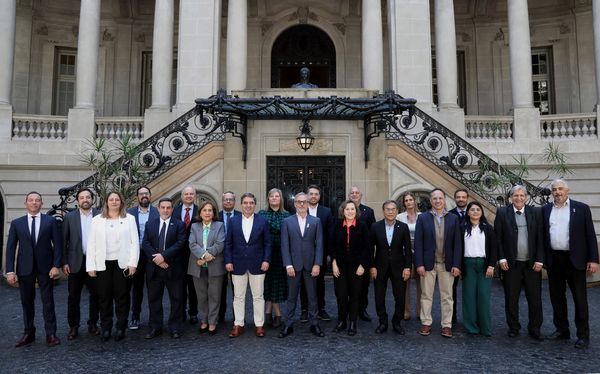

{"left": 258, "top": 188, "right": 290, "bottom": 328}
{"left": 331, "top": 200, "right": 372, "bottom": 336}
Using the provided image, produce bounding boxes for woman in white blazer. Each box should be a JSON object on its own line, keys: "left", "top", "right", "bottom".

{"left": 87, "top": 191, "right": 139, "bottom": 342}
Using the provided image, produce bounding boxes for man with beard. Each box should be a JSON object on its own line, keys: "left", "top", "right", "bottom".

{"left": 448, "top": 188, "right": 469, "bottom": 324}
{"left": 127, "top": 186, "right": 159, "bottom": 330}
{"left": 62, "top": 188, "right": 101, "bottom": 340}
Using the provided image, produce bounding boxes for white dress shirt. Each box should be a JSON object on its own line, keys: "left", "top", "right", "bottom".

{"left": 242, "top": 214, "right": 254, "bottom": 243}
{"left": 297, "top": 214, "right": 307, "bottom": 237}
{"left": 27, "top": 213, "right": 40, "bottom": 243}
{"left": 549, "top": 199, "right": 570, "bottom": 251}
{"left": 80, "top": 209, "right": 93, "bottom": 255}
{"left": 464, "top": 227, "right": 486, "bottom": 258}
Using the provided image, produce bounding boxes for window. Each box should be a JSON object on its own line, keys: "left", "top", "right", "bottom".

{"left": 140, "top": 51, "right": 177, "bottom": 114}
{"left": 432, "top": 49, "right": 467, "bottom": 113}
{"left": 53, "top": 48, "right": 77, "bottom": 115}
{"left": 531, "top": 47, "right": 555, "bottom": 115}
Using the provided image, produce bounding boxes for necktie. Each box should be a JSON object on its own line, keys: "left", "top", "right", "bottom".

{"left": 184, "top": 207, "right": 191, "bottom": 228}
{"left": 516, "top": 210, "right": 522, "bottom": 215}
{"left": 460, "top": 211, "right": 465, "bottom": 218}
{"left": 202, "top": 225, "right": 210, "bottom": 268}
{"left": 158, "top": 221, "right": 166, "bottom": 252}
{"left": 31, "top": 215, "right": 37, "bottom": 248}
{"left": 225, "top": 212, "right": 232, "bottom": 233}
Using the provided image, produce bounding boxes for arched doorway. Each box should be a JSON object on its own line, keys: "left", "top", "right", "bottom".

{"left": 271, "top": 25, "right": 336, "bottom": 88}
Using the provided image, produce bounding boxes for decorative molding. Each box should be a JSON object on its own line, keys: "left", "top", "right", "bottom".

{"left": 72, "top": 25, "right": 79, "bottom": 38}
{"left": 289, "top": 7, "right": 318, "bottom": 24}
{"left": 35, "top": 24, "right": 48, "bottom": 35}
{"left": 458, "top": 32, "right": 472, "bottom": 43}
{"left": 333, "top": 23, "right": 346, "bottom": 35}
{"left": 102, "top": 29, "right": 114, "bottom": 42}
{"left": 134, "top": 33, "right": 146, "bottom": 43}
{"left": 559, "top": 23, "right": 571, "bottom": 35}
{"left": 494, "top": 28, "right": 504, "bottom": 41}
{"left": 261, "top": 22, "right": 273, "bottom": 36}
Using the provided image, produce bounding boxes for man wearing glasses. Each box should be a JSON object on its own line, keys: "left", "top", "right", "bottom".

{"left": 217, "top": 191, "right": 241, "bottom": 323}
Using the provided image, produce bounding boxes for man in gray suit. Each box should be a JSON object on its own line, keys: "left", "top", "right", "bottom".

{"left": 279, "top": 192, "right": 325, "bottom": 338}
{"left": 62, "top": 188, "right": 100, "bottom": 340}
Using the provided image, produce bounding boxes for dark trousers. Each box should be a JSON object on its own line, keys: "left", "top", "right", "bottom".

{"left": 181, "top": 273, "right": 198, "bottom": 319}
{"left": 501, "top": 260, "right": 543, "bottom": 334}
{"left": 18, "top": 269, "right": 57, "bottom": 336}
{"left": 147, "top": 269, "right": 183, "bottom": 332}
{"left": 300, "top": 270, "right": 325, "bottom": 311}
{"left": 547, "top": 251, "right": 590, "bottom": 339}
{"left": 334, "top": 269, "right": 363, "bottom": 323}
{"left": 67, "top": 258, "right": 100, "bottom": 328}
{"left": 130, "top": 256, "right": 146, "bottom": 319}
{"left": 218, "top": 274, "right": 232, "bottom": 322}
{"left": 452, "top": 276, "right": 459, "bottom": 322}
{"left": 286, "top": 269, "right": 319, "bottom": 327}
{"left": 374, "top": 266, "right": 407, "bottom": 324}
{"left": 96, "top": 260, "right": 131, "bottom": 331}
{"left": 359, "top": 273, "right": 370, "bottom": 312}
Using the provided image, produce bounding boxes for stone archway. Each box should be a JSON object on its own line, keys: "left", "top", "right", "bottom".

{"left": 270, "top": 25, "right": 336, "bottom": 88}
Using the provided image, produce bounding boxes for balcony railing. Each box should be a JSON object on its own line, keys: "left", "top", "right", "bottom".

{"left": 11, "top": 114, "right": 67, "bottom": 140}
{"left": 465, "top": 116, "right": 514, "bottom": 141}
{"left": 540, "top": 113, "right": 597, "bottom": 140}
{"left": 95, "top": 117, "right": 144, "bottom": 140}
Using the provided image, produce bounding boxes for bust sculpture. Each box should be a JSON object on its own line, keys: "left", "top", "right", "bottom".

{"left": 291, "top": 67, "right": 318, "bottom": 88}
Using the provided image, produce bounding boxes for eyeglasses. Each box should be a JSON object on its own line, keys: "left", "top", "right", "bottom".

{"left": 223, "top": 198, "right": 235, "bottom": 202}
{"left": 295, "top": 200, "right": 307, "bottom": 205}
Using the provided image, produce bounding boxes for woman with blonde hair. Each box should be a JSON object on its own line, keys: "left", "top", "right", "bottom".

{"left": 87, "top": 191, "right": 139, "bottom": 342}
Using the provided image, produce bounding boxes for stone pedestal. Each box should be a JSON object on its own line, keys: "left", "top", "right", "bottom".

{"left": 67, "top": 108, "right": 95, "bottom": 140}
{"left": 513, "top": 107, "right": 540, "bottom": 151}
{"left": 144, "top": 108, "right": 176, "bottom": 139}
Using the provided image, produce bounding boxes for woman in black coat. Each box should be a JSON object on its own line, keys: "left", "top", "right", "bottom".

{"left": 331, "top": 200, "right": 372, "bottom": 336}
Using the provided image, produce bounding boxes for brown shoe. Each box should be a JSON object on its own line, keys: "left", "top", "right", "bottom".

{"left": 419, "top": 325, "right": 432, "bottom": 336}
{"left": 228, "top": 325, "right": 245, "bottom": 338}
{"left": 46, "top": 334, "right": 61, "bottom": 346}
{"left": 255, "top": 326, "right": 266, "bottom": 337}
{"left": 441, "top": 327, "right": 453, "bottom": 338}
{"left": 88, "top": 323, "right": 100, "bottom": 336}
{"left": 67, "top": 327, "right": 78, "bottom": 341}
{"left": 15, "top": 334, "right": 35, "bottom": 347}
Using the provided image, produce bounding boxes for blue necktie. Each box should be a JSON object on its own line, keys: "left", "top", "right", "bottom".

{"left": 31, "top": 216, "right": 37, "bottom": 248}
{"left": 225, "top": 212, "right": 232, "bottom": 233}
{"left": 158, "top": 221, "right": 166, "bottom": 252}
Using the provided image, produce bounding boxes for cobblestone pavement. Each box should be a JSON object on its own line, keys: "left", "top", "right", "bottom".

{"left": 0, "top": 277, "right": 598, "bottom": 373}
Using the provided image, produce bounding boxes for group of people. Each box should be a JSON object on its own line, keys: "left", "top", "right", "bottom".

{"left": 4, "top": 179, "right": 598, "bottom": 350}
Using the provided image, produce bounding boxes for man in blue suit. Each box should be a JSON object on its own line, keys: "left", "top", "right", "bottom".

{"left": 127, "top": 185, "right": 159, "bottom": 330}
{"left": 279, "top": 192, "right": 324, "bottom": 338}
{"left": 5, "top": 191, "right": 62, "bottom": 347}
{"left": 414, "top": 188, "right": 462, "bottom": 338}
{"left": 224, "top": 192, "right": 272, "bottom": 338}
{"left": 542, "top": 179, "right": 598, "bottom": 349}
{"left": 142, "top": 197, "right": 187, "bottom": 339}
{"left": 217, "top": 191, "right": 241, "bottom": 323}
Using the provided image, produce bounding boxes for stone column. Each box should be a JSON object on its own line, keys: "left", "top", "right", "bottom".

{"left": 151, "top": 0, "right": 174, "bottom": 109}
{"left": 74, "top": 0, "right": 101, "bottom": 109}
{"left": 507, "top": 0, "right": 533, "bottom": 109}
{"left": 226, "top": 0, "right": 247, "bottom": 92}
{"left": 0, "top": 0, "right": 16, "bottom": 139}
{"left": 362, "top": 0, "right": 384, "bottom": 92}
{"left": 593, "top": 0, "right": 600, "bottom": 112}
{"left": 434, "top": 0, "right": 458, "bottom": 108}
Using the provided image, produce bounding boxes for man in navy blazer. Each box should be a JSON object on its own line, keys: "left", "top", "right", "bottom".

{"left": 142, "top": 197, "right": 187, "bottom": 339}
{"left": 224, "top": 192, "right": 272, "bottom": 338}
{"left": 5, "top": 191, "right": 62, "bottom": 347}
{"left": 414, "top": 188, "right": 462, "bottom": 338}
{"left": 448, "top": 188, "right": 469, "bottom": 325}
{"left": 217, "top": 191, "right": 241, "bottom": 323}
{"left": 279, "top": 192, "right": 324, "bottom": 338}
{"left": 62, "top": 188, "right": 101, "bottom": 340}
{"left": 126, "top": 185, "right": 159, "bottom": 330}
{"left": 173, "top": 186, "right": 200, "bottom": 324}
{"left": 542, "top": 179, "right": 599, "bottom": 349}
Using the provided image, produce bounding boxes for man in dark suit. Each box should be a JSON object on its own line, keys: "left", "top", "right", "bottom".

{"left": 414, "top": 188, "right": 462, "bottom": 338}
{"left": 448, "top": 188, "right": 469, "bottom": 324}
{"left": 5, "top": 191, "right": 62, "bottom": 347}
{"left": 224, "top": 192, "right": 272, "bottom": 338}
{"left": 127, "top": 185, "right": 159, "bottom": 330}
{"left": 62, "top": 188, "right": 101, "bottom": 340}
{"left": 142, "top": 197, "right": 187, "bottom": 339}
{"left": 299, "top": 185, "right": 333, "bottom": 322}
{"left": 173, "top": 186, "right": 199, "bottom": 324}
{"left": 369, "top": 200, "right": 412, "bottom": 335}
{"left": 494, "top": 185, "right": 544, "bottom": 340}
{"left": 279, "top": 192, "right": 324, "bottom": 338}
{"left": 542, "top": 179, "right": 598, "bottom": 349}
{"left": 217, "top": 191, "right": 241, "bottom": 323}
{"left": 349, "top": 185, "right": 376, "bottom": 322}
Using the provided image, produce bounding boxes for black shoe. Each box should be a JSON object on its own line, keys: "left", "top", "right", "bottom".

{"left": 189, "top": 316, "right": 199, "bottom": 325}
{"left": 358, "top": 310, "right": 372, "bottom": 322}
{"left": 528, "top": 331, "right": 544, "bottom": 341}
{"left": 310, "top": 325, "right": 325, "bottom": 337}
{"left": 317, "top": 310, "right": 331, "bottom": 321}
{"left": 300, "top": 310, "right": 309, "bottom": 323}
{"left": 88, "top": 323, "right": 100, "bottom": 336}
{"left": 278, "top": 325, "right": 294, "bottom": 338}
{"left": 208, "top": 328, "right": 218, "bottom": 336}
{"left": 170, "top": 330, "right": 181, "bottom": 339}
{"left": 67, "top": 327, "right": 79, "bottom": 341}
{"left": 101, "top": 330, "right": 111, "bottom": 342}
{"left": 333, "top": 321, "right": 347, "bottom": 333}
{"left": 392, "top": 322, "right": 405, "bottom": 335}
{"left": 114, "top": 329, "right": 125, "bottom": 341}
{"left": 508, "top": 330, "right": 519, "bottom": 338}
{"left": 575, "top": 338, "right": 589, "bottom": 349}
{"left": 375, "top": 323, "right": 388, "bottom": 334}
{"left": 199, "top": 325, "right": 209, "bottom": 334}
{"left": 145, "top": 329, "right": 162, "bottom": 339}
{"left": 347, "top": 321, "right": 357, "bottom": 336}
{"left": 548, "top": 330, "right": 570, "bottom": 340}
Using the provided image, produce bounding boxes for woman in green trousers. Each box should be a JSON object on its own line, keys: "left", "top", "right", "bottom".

{"left": 461, "top": 201, "right": 497, "bottom": 336}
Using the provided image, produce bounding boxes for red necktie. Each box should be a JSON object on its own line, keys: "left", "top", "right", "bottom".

{"left": 184, "top": 207, "right": 191, "bottom": 228}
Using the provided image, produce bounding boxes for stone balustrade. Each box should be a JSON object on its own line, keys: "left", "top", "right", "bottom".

{"left": 11, "top": 114, "right": 67, "bottom": 140}
{"left": 95, "top": 117, "right": 144, "bottom": 140}
{"left": 540, "top": 113, "right": 597, "bottom": 140}
{"left": 465, "top": 116, "right": 514, "bottom": 141}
